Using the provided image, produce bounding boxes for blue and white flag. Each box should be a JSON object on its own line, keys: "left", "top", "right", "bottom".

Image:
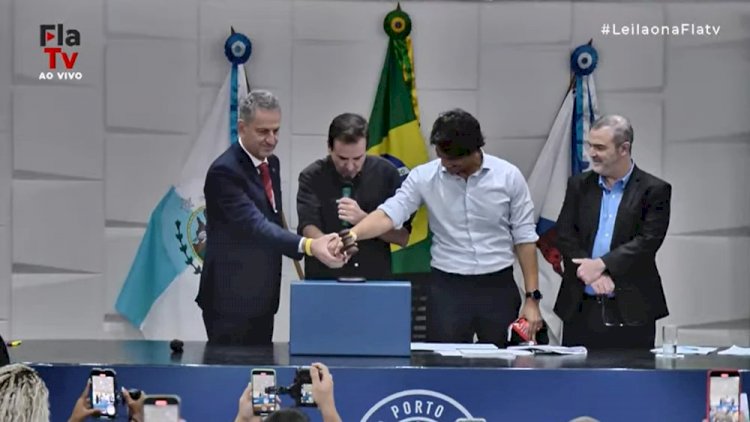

{"left": 116, "top": 34, "right": 251, "bottom": 340}
{"left": 518, "top": 43, "right": 599, "bottom": 345}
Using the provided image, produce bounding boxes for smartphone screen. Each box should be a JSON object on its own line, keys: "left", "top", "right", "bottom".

{"left": 251, "top": 369, "right": 276, "bottom": 415}
{"left": 296, "top": 367, "right": 315, "bottom": 406}
{"left": 300, "top": 382, "right": 315, "bottom": 405}
{"left": 708, "top": 371, "right": 741, "bottom": 422}
{"left": 90, "top": 370, "right": 117, "bottom": 418}
{"left": 144, "top": 397, "right": 180, "bottom": 422}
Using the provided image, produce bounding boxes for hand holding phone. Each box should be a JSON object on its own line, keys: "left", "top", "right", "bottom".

{"left": 251, "top": 368, "right": 277, "bottom": 416}
{"left": 143, "top": 395, "right": 180, "bottom": 422}
{"left": 294, "top": 366, "right": 316, "bottom": 407}
{"left": 89, "top": 368, "right": 117, "bottom": 419}
{"left": 707, "top": 369, "right": 742, "bottom": 422}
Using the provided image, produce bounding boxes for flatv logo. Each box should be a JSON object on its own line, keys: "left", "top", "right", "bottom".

{"left": 38, "top": 23, "right": 82, "bottom": 80}
{"left": 361, "top": 389, "right": 476, "bottom": 422}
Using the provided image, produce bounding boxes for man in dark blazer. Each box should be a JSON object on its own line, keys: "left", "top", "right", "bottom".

{"left": 554, "top": 114, "right": 671, "bottom": 350}
{"left": 196, "top": 90, "right": 345, "bottom": 345}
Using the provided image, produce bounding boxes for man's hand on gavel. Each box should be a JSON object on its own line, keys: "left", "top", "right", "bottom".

{"left": 339, "top": 229, "right": 360, "bottom": 257}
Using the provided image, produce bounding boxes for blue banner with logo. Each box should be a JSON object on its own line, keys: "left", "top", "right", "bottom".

{"left": 35, "top": 364, "right": 746, "bottom": 422}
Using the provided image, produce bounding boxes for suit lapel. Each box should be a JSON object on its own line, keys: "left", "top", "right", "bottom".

{"left": 269, "top": 156, "right": 281, "bottom": 212}
{"left": 612, "top": 166, "right": 642, "bottom": 243}
{"left": 582, "top": 173, "right": 602, "bottom": 254}
{"left": 231, "top": 143, "right": 275, "bottom": 213}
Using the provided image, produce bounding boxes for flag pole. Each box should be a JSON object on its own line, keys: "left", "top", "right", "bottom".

{"left": 231, "top": 27, "right": 305, "bottom": 280}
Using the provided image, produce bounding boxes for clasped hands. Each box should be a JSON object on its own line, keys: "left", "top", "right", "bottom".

{"left": 572, "top": 257, "right": 615, "bottom": 295}
{"left": 307, "top": 230, "right": 360, "bottom": 269}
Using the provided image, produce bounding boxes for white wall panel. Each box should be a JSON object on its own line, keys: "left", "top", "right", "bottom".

{"left": 12, "top": 274, "right": 104, "bottom": 339}
{"left": 106, "top": 40, "right": 197, "bottom": 133}
{"left": 664, "top": 141, "right": 750, "bottom": 234}
{"left": 105, "top": 134, "right": 191, "bottom": 223}
{"left": 291, "top": 42, "right": 382, "bottom": 135}
{"left": 478, "top": 46, "right": 569, "bottom": 139}
{"left": 107, "top": 0, "right": 198, "bottom": 39}
{"left": 658, "top": 236, "right": 750, "bottom": 326}
{"left": 13, "top": 180, "right": 104, "bottom": 272}
{"left": 0, "top": 227, "right": 10, "bottom": 320}
{"left": 293, "top": 0, "right": 390, "bottom": 41}
{"left": 406, "top": 3, "right": 479, "bottom": 90}
{"left": 13, "top": 86, "right": 103, "bottom": 179}
{"left": 480, "top": 2, "right": 572, "bottom": 45}
{"left": 665, "top": 46, "right": 750, "bottom": 143}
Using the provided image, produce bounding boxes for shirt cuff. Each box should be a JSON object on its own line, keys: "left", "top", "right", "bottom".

{"left": 377, "top": 203, "right": 405, "bottom": 230}
{"left": 298, "top": 238, "right": 306, "bottom": 254}
{"left": 512, "top": 226, "right": 539, "bottom": 244}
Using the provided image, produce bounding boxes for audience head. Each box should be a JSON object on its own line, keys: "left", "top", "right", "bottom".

{"left": 0, "top": 363, "right": 50, "bottom": 422}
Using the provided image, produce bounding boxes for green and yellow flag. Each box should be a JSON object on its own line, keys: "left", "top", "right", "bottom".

{"left": 367, "top": 5, "right": 431, "bottom": 273}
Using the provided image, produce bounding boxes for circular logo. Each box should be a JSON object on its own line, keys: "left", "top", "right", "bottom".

{"left": 380, "top": 154, "right": 411, "bottom": 181}
{"left": 224, "top": 33, "right": 252, "bottom": 64}
{"left": 570, "top": 44, "right": 598, "bottom": 76}
{"left": 186, "top": 206, "right": 207, "bottom": 263}
{"left": 384, "top": 9, "right": 412, "bottom": 39}
{"left": 360, "top": 389, "right": 474, "bottom": 422}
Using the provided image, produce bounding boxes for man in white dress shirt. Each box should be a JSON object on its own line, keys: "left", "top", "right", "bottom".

{"left": 344, "top": 109, "right": 543, "bottom": 345}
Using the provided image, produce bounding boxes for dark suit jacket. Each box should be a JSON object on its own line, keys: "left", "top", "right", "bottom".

{"left": 554, "top": 166, "right": 672, "bottom": 324}
{"left": 196, "top": 142, "right": 302, "bottom": 319}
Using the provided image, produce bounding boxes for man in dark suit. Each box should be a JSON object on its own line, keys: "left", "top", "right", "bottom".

{"left": 554, "top": 114, "right": 671, "bottom": 349}
{"left": 196, "top": 90, "right": 345, "bottom": 345}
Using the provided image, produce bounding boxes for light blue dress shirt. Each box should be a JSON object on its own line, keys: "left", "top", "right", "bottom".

{"left": 585, "top": 161, "right": 635, "bottom": 295}
{"left": 378, "top": 153, "right": 538, "bottom": 275}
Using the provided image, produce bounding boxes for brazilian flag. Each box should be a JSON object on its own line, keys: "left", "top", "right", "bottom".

{"left": 367, "top": 5, "right": 431, "bottom": 273}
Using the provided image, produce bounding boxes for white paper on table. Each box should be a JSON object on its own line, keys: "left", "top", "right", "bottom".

{"left": 508, "top": 345, "right": 588, "bottom": 355}
{"left": 410, "top": 342, "right": 498, "bottom": 352}
{"left": 458, "top": 349, "right": 531, "bottom": 359}
{"left": 650, "top": 346, "right": 718, "bottom": 355}
{"left": 717, "top": 345, "right": 750, "bottom": 356}
{"left": 435, "top": 350, "right": 463, "bottom": 357}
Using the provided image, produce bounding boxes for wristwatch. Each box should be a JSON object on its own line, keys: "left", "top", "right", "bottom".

{"left": 525, "top": 290, "right": 543, "bottom": 301}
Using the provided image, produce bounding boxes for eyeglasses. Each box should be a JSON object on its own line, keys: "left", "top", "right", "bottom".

{"left": 596, "top": 295, "right": 646, "bottom": 327}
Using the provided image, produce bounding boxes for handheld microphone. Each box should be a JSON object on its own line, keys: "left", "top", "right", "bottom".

{"left": 340, "top": 181, "right": 354, "bottom": 228}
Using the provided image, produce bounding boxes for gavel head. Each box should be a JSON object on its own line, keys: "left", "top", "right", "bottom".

{"left": 338, "top": 229, "right": 360, "bottom": 256}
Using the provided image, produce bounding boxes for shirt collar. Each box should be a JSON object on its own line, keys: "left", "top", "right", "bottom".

{"left": 238, "top": 138, "right": 268, "bottom": 168}
{"left": 598, "top": 160, "right": 635, "bottom": 190}
{"left": 439, "top": 149, "right": 490, "bottom": 175}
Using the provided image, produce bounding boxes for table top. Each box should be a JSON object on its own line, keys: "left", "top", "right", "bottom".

{"left": 8, "top": 340, "right": 750, "bottom": 371}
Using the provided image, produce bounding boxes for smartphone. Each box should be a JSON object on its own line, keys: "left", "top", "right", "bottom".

{"left": 707, "top": 369, "right": 742, "bottom": 422}
{"left": 296, "top": 366, "right": 316, "bottom": 407}
{"left": 89, "top": 368, "right": 117, "bottom": 419}
{"left": 143, "top": 395, "right": 180, "bottom": 422}
{"left": 251, "top": 368, "right": 277, "bottom": 416}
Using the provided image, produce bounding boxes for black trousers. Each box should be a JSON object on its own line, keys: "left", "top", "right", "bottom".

{"left": 202, "top": 312, "right": 274, "bottom": 346}
{"left": 427, "top": 266, "right": 520, "bottom": 347}
{"left": 562, "top": 295, "right": 655, "bottom": 350}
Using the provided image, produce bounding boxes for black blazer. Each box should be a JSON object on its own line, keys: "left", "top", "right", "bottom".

{"left": 554, "top": 166, "right": 672, "bottom": 323}
{"left": 196, "top": 142, "right": 302, "bottom": 319}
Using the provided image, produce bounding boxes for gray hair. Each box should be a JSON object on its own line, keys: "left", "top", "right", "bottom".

{"left": 0, "top": 364, "right": 50, "bottom": 422}
{"left": 591, "top": 114, "right": 634, "bottom": 149}
{"left": 240, "top": 90, "right": 280, "bottom": 123}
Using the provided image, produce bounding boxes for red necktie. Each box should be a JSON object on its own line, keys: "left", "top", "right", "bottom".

{"left": 258, "top": 162, "right": 275, "bottom": 209}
